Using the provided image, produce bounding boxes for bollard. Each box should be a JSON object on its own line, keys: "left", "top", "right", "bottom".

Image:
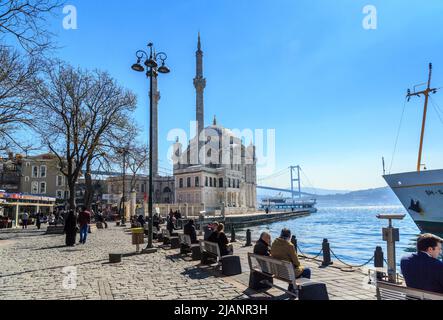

{"left": 374, "top": 246, "right": 385, "bottom": 281}
{"left": 291, "top": 235, "right": 298, "bottom": 253}
{"left": 246, "top": 229, "right": 252, "bottom": 247}
{"left": 231, "top": 226, "right": 237, "bottom": 243}
{"left": 322, "top": 239, "right": 333, "bottom": 267}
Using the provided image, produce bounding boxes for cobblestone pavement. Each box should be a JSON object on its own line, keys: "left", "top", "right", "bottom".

{"left": 0, "top": 225, "right": 377, "bottom": 300}
{"left": 0, "top": 226, "right": 246, "bottom": 300}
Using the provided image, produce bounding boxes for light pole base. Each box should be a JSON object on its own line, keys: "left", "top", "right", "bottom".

{"left": 141, "top": 248, "right": 158, "bottom": 254}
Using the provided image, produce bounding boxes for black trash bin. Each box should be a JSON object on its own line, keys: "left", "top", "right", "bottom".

{"left": 221, "top": 256, "right": 242, "bottom": 276}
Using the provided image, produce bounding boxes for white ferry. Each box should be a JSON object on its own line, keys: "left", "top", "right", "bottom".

{"left": 259, "top": 195, "right": 317, "bottom": 213}
{"left": 384, "top": 63, "right": 443, "bottom": 234}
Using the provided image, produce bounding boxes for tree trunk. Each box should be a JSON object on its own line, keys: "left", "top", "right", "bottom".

{"left": 68, "top": 181, "right": 76, "bottom": 211}
{"left": 84, "top": 157, "right": 94, "bottom": 211}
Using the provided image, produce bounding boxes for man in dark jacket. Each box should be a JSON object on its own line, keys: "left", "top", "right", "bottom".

{"left": 184, "top": 220, "right": 198, "bottom": 244}
{"left": 250, "top": 232, "right": 273, "bottom": 290}
{"left": 254, "top": 232, "right": 271, "bottom": 256}
{"left": 166, "top": 212, "right": 175, "bottom": 235}
{"left": 401, "top": 233, "right": 443, "bottom": 293}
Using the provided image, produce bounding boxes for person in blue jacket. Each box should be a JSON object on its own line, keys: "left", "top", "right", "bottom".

{"left": 401, "top": 233, "right": 443, "bottom": 294}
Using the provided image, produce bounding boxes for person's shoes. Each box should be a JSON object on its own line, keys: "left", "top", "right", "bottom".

{"left": 288, "top": 284, "right": 297, "bottom": 294}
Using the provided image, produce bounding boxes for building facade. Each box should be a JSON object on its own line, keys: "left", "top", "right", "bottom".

{"left": 19, "top": 153, "right": 70, "bottom": 204}
{"left": 105, "top": 175, "right": 175, "bottom": 206}
{"left": 0, "top": 153, "right": 23, "bottom": 193}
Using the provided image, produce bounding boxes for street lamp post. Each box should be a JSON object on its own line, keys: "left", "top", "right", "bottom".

{"left": 118, "top": 146, "right": 130, "bottom": 227}
{"left": 131, "top": 43, "right": 170, "bottom": 249}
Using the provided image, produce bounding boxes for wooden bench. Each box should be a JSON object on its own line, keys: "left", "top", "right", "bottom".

{"left": 376, "top": 281, "right": 443, "bottom": 300}
{"left": 248, "top": 253, "right": 328, "bottom": 300}
{"left": 178, "top": 234, "right": 201, "bottom": 260}
{"left": 248, "top": 253, "right": 302, "bottom": 298}
{"left": 45, "top": 226, "right": 65, "bottom": 235}
{"left": 200, "top": 241, "right": 242, "bottom": 276}
{"left": 162, "top": 229, "right": 180, "bottom": 249}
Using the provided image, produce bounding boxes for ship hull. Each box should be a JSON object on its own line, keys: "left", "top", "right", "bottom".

{"left": 384, "top": 169, "right": 443, "bottom": 235}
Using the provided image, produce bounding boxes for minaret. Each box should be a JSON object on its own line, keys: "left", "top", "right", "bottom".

{"left": 151, "top": 70, "right": 160, "bottom": 177}
{"left": 194, "top": 33, "right": 206, "bottom": 156}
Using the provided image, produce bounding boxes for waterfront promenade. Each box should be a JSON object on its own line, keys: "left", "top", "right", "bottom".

{"left": 0, "top": 225, "right": 377, "bottom": 300}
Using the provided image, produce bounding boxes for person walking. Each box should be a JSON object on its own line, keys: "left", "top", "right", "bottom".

{"left": 36, "top": 213, "right": 42, "bottom": 230}
{"left": 78, "top": 207, "right": 91, "bottom": 245}
{"left": 167, "top": 211, "right": 176, "bottom": 235}
{"left": 64, "top": 210, "right": 77, "bottom": 247}
{"left": 22, "top": 212, "right": 29, "bottom": 229}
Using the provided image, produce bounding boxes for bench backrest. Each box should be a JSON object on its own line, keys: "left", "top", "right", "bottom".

{"left": 248, "top": 253, "right": 297, "bottom": 285}
{"left": 377, "top": 281, "right": 443, "bottom": 300}
{"left": 179, "top": 234, "right": 192, "bottom": 246}
{"left": 162, "top": 229, "right": 171, "bottom": 238}
{"left": 200, "top": 241, "right": 221, "bottom": 259}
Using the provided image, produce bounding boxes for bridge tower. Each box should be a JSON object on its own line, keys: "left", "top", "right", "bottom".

{"left": 290, "top": 166, "right": 302, "bottom": 203}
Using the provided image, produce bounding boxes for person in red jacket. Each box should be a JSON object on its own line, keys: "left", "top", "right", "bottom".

{"left": 78, "top": 207, "right": 91, "bottom": 245}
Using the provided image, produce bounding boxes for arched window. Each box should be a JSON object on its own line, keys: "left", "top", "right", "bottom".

{"left": 195, "top": 177, "right": 200, "bottom": 187}
{"left": 187, "top": 177, "right": 192, "bottom": 188}
{"left": 163, "top": 187, "right": 172, "bottom": 194}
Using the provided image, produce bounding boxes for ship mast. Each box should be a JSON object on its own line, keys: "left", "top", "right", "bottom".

{"left": 407, "top": 63, "right": 439, "bottom": 172}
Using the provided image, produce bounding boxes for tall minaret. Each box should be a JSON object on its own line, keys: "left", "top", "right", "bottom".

{"left": 194, "top": 33, "right": 206, "bottom": 155}
{"left": 151, "top": 70, "right": 160, "bottom": 177}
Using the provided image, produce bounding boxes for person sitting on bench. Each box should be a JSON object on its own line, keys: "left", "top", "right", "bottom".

{"left": 184, "top": 219, "right": 198, "bottom": 244}
{"left": 271, "top": 228, "right": 311, "bottom": 292}
{"left": 401, "top": 233, "right": 443, "bottom": 294}
{"left": 212, "top": 223, "right": 233, "bottom": 256}
{"left": 250, "top": 232, "right": 273, "bottom": 290}
{"left": 255, "top": 232, "right": 271, "bottom": 257}
{"left": 207, "top": 222, "right": 220, "bottom": 242}
{"left": 153, "top": 213, "right": 160, "bottom": 231}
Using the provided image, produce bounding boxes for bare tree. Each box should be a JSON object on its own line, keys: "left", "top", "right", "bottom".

{"left": 82, "top": 122, "right": 138, "bottom": 211}
{"left": 0, "top": 0, "right": 63, "bottom": 54}
{"left": 32, "top": 61, "right": 137, "bottom": 210}
{"left": 0, "top": 46, "right": 40, "bottom": 152}
{"left": 126, "top": 143, "right": 149, "bottom": 192}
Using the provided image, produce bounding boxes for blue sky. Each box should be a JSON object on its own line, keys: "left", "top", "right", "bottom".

{"left": 37, "top": 0, "right": 443, "bottom": 190}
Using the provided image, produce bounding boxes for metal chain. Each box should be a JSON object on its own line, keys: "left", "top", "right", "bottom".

{"left": 297, "top": 245, "right": 323, "bottom": 260}
{"left": 330, "top": 248, "right": 375, "bottom": 269}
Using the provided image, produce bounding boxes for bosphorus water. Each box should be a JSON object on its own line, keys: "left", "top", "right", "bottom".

{"left": 245, "top": 205, "right": 420, "bottom": 269}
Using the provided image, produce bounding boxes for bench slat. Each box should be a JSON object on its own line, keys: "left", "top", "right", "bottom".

{"left": 377, "top": 281, "right": 443, "bottom": 300}
{"left": 248, "top": 253, "right": 297, "bottom": 285}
